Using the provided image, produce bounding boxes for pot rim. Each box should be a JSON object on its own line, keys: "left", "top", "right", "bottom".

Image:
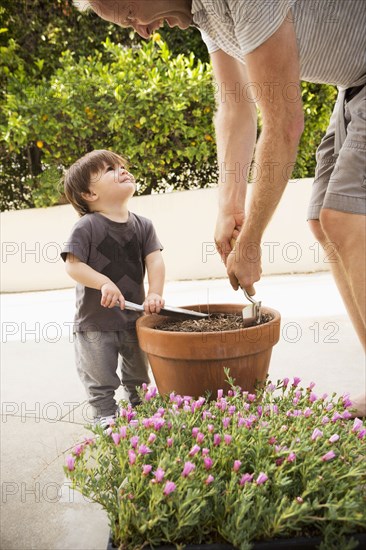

{"left": 136, "top": 303, "right": 281, "bottom": 338}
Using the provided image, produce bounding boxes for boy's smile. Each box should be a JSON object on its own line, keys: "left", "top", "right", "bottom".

{"left": 86, "top": 163, "right": 136, "bottom": 207}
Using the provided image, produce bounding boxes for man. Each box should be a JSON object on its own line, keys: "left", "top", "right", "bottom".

{"left": 73, "top": 0, "right": 365, "bottom": 415}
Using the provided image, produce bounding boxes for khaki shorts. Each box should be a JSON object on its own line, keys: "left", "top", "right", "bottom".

{"left": 307, "top": 84, "right": 366, "bottom": 220}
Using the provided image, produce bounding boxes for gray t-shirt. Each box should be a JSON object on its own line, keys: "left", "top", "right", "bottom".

{"left": 192, "top": 0, "right": 366, "bottom": 88}
{"left": 61, "top": 212, "right": 163, "bottom": 332}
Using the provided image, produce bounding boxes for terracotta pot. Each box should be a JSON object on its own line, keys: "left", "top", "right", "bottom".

{"left": 136, "top": 304, "right": 281, "bottom": 398}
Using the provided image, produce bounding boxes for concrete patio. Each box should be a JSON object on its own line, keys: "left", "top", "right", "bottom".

{"left": 1, "top": 272, "right": 365, "bottom": 550}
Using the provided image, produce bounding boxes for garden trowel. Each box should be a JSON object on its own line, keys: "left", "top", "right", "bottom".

{"left": 240, "top": 289, "right": 262, "bottom": 327}
{"left": 116, "top": 300, "right": 209, "bottom": 320}
{"left": 230, "top": 236, "right": 262, "bottom": 327}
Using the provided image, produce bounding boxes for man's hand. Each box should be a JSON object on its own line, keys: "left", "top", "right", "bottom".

{"left": 226, "top": 235, "right": 262, "bottom": 294}
{"left": 215, "top": 211, "right": 244, "bottom": 265}
{"left": 143, "top": 293, "right": 165, "bottom": 314}
{"left": 100, "top": 282, "right": 125, "bottom": 309}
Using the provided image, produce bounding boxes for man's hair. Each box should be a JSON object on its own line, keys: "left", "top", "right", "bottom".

{"left": 63, "top": 149, "right": 128, "bottom": 216}
{"left": 72, "top": 0, "right": 93, "bottom": 12}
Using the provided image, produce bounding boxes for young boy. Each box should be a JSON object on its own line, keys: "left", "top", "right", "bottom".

{"left": 61, "top": 149, "right": 165, "bottom": 428}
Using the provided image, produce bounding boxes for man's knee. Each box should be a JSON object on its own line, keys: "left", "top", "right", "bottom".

{"left": 308, "top": 218, "right": 326, "bottom": 244}
{"left": 319, "top": 208, "right": 360, "bottom": 247}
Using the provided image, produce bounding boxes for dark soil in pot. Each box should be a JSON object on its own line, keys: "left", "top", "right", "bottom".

{"left": 157, "top": 312, "right": 274, "bottom": 333}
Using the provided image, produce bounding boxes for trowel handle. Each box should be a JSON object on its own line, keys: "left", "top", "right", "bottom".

{"left": 242, "top": 289, "right": 258, "bottom": 305}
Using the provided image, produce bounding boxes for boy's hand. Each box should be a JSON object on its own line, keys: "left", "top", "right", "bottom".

{"left": 143, "top": 293, "right": 165, "bottom": 314}
{"left": 100, "top": 282, "right": 125, "bottom": 309}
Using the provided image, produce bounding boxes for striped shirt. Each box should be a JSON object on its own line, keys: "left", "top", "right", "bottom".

{"left": 192, "top": 0, "right": 366, "bottom": 88}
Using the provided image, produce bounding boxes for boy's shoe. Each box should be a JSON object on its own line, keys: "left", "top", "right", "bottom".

{"left": 93, "top": 414, "right": 116, "bottom": 430}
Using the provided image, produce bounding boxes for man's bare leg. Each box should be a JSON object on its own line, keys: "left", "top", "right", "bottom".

{"left": 309, "top": 212, "right": 366, "bottom": 416}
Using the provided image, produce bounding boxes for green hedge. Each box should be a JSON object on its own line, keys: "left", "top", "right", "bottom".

{"left": 1, "top": 1, "right": 337, "bottom": 210}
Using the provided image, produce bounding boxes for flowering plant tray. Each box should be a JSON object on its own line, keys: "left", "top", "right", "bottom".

{"left": 107, "top": 532, "right": 366, "bottom": 550}
{"left": 65, "top": 373, "right": 366, "bottom": 549}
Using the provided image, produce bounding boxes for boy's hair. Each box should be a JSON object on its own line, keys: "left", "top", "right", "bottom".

{"left": 63, "top": 150, "right": 128, "bottom": 216}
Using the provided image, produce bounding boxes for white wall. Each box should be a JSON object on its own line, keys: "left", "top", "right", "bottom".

{"left": 1, "top": 179, "right": 328, "bottom": 292}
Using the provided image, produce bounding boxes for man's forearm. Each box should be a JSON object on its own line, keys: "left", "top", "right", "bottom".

{"left": 242, "top": 122, "right": 302, "bottom": 242}
{"left": 215, "top": 105, "right": 257, "bottom": 214}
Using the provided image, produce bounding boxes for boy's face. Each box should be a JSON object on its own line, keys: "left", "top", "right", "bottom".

{"left": 88, "top": 162, "right": 136, "bottom": 205}
{"left": 90, "top": 0, "right": 193, "bottom": 39}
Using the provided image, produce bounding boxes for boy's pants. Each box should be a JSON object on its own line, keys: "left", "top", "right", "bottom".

{"left": 74, "top": 329, "right": 150, "bottom": 418}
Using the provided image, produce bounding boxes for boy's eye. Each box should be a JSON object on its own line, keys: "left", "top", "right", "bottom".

{"left": 106, "top": 166, "right": 115, "bottom": 172}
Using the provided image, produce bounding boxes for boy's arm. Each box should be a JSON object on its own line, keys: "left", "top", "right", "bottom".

{"left": 65, "top": 253, "right": 125, "bottom": 309}
{"left": 144, "top": 250, "right": 165, "bottom": 314}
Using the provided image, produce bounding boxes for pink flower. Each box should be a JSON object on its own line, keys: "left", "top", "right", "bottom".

{"left": 239, "top": 473, "right": 253, "bottom": 486}
{"left": 342, "top": 410, "right": 352, "bottom": 420}
{"left": 154, "top": 467, "right": 165, "bottom": 483}
{"left": 189, "top": 444, "right": 201, "bottom": 457}
{"left": 283, "top": 377, "right": 289, "bottom": 387}
{"left": 196, "top": 432, "right": 204, "bottom": 444}
{"left": 233, "top": 460, "right": 242, "bottom": 472}
{"left": 148, "top": 433, "right": 157, "bottom": 444}
{"left": 332, "top": 412, "right": 342, "bottom": 422}
{"left": 111, "top": 432, "right": 121, "bottom": 445}
{"left": 328, "top": 434, "right": 340, "bottom": 444}
{"left": 166, "top": 437, "right": 173, "bottom": 447}
{"left": 309, "top": 393, "right": 317, "bottom": 403}
{"left": 153, "top": 418, "right": 165, "bottom": 430}
{"left": 182, "top": 461, "right": 195, "bottom": 478}
{"left": 342, "top": 394, "right": 352, "bottom": 408}
{"left": 351, "top": 418, "right": 363, "bottom": 432}
{"left": 311, "top": 428, "right": 323, "bottom": 441}
{"left": 130, "top": 435, "right": 139, "bottom": 448}
{"left": 321, "top": 450, "right": 336, "bottom": 462}
{"left": 268, "top": 436, "right": 277, "bottom": 445}
{"left": 213, "top": 434, "right": 221, "bottom": 446}
{"left": 292, "top": 377, "right": 301, "bottom": 387}
{"left": 163, "top": 481, "right": 176, "bottom": 496}
{"left": 202, "top": 448, "right": 210, "bottom": 456}
{"left": 142, "top": 464, "right": 152, "bottom": 476}
{"left": 73, "top": 444, "right": 84, "bottom": 456}
{"left": 205, "top": 475, "right": 214, "bottom": 484}
{"left": 296, "top": 496, "right": 304, "bottom": 503}
{"left": 256, "top": 472, "right": 268, "bottom": 485}
{"left": 192, "top": 427, "right": 199, "bottom": 437}
{"left": 304, "top": 408, "right": 313, "bottom": 418}
{"left": 66, "top": 455, "right": 75, "bottom": 471}
{"left": 224, "top": 434, "right": 232, "bottom": 445}
{"left": 321, "top": 416, "right": 330, "bottom": 425}
{"left": 217, "top": 389, "right": 223, "bottom": 399}
{"left": 287, "top": 452, "right": 296, "bottom": 463}
{"left": 203, "top": 457, "right": 213, "bottom": 470}
{"left": 247, "top": 394, "right": 256, "bottom": 402}
{"left": 128, "top": 450, "right": 136, "bottom": 465}
{"left": 308, "top": 382, "right": 316, "bottom": 390}
{"left": 138, "top": 445, "right": 152, "bottom": 455}
{"left": 358, "top": 429, "right": 366, "bottom": 439}
{"left": 207, "top": 424, "right": 214, "bottom": 433}
{"left": 222, "top": 417, "right": 230, "bottom": 428}
{"left": 145, "top": 387, "right": 157, "bottom": 401}
{"left": 119, "top": 426, "right": 128, "bottom": 438}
